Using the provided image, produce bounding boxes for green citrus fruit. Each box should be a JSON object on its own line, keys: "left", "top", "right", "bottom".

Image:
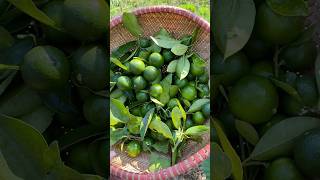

{"left": 150, "top": 84, "right": 163, "bottom": 97}
{"left": 162, "top": 49, "right": 174, "bottom": 62}
{"left": 188, "top": 81, "right": 196, "bottom": 87}
{"left": 129, "top": 58, "right": 145, "bottom": 75}
{"left": 192, "top": 111, "right": 205, "bottom": 125}
{"left": 169, "top": 85, "right": 179, "bottom": 98}
{"left": 139, "top": 38, "right": 151, "bottom": 48}
{"left": 181, "top": 85, "right": 197, "bottom": 101}
{"left": 244, "top": 33, "right": 272, "bottom": 60}
{"left": 141, "top": 103, "right": 155, "bottom": 116}
{"left": 133, "top": 76, "right": 147, "bottom": 91}
{"left": 148, "top": 52, "right": 164, "bottom": 68}
{"left": 167, "top": 98, "right": 178, "bottom": 109}
{"left": 117, "top": 76, "right": 132, "bottom": 90}
{"left": 126, "top": 141, "right": 141, "bottom": 158}
{"left": 143, "top": 66, "right": 159, "bottom": 82}
{"left": 150, "top": 72, "right": 162, "bottom": 84}
{"left": 67, "top": 143, "right": 93, "bottom": 173}
{"left": 128, "top": 117, "right": 142, "bottom": 135}
{"left": 280, "top": 41, "right": 317, "bottom": 71}
{"left": 71, "top": 45, "right": 108, "bottom": 90}
{"left": 229, "top": 75, "right": 278, "bottom": 124}
{"left": 136, "top": 91, "right": 149, "bottom": 102}
{"left": 251, "top": 61, "right": 274, "bottom": 78}
{"left": 294, "top": 128, "right": 320, "bottom": 179}
{"left": 83, "top": 96, "right": 108, "bottom": 126}
{"left": 202, "top": 103, "right": 210, "bottom": 118}
{"left": 21, "top": 46, "right": 70, "bottom": 91}
{"left": 62, "top": 0, "right": 108, "bottom": 41}
{"left": 256, "top": 3, "right": 304, "bottom": 44}
{"left": 190, "top": 61, "right": 205, "bottom": 76}
{"left": 175, "top": 78, "right": 188, "bottom": 88}
{"left": 264, "top": 158, "right": 304, "bottom": 180}
{"left": 212, "top": 51, "right": 250, "bottom": 86}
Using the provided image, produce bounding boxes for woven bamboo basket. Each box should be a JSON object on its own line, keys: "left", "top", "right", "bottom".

{"left": 110, "top": 6, "right": 210, "bottom": 180}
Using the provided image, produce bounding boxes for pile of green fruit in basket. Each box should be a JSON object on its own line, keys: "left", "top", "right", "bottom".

{"left": 212, "top": 0, "right": 320, "bottom": 180}
{"left": 0, "top": 0, "right": 108, "bottom": 179}
{"left": 110, "top": 13, "right": 210, "bottom": 171}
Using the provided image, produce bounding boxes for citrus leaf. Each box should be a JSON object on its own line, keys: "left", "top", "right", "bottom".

{"left": 176, "top": 55, "right": 190, "bottom": 80}
{"left": 151, "top": 141, "right": 169, "bottom": 154}
{"left": 171, "top": 43, "right": 188, "bottom": 56}
{"left": 0, "top": 26, "right": 14, "bottom": 50}
{"left": 0, "top": 72, "right": 16, "bottom": 96}
{"left": 171, "top": 107, "right": 182, "bottom": 129}
{"left": 122, "top": 12, "right": 142, "bottom": 37}
{"left": 213, "top": 119, "right": 243, "bottom": 180}
{"left": 6, "top": 0, "right": 62, "bottom": 31}
{"left": 0, "top": 150, "right": 23, "bottom": 180}
{"left": 167, "top": 60, "right": 178, "bottom": 73}
{"left": 150, "top": 35, "right": 181, "bottom": 49}
{"left": 150, "top": 97, "right": 164, "bottom": 106}
{"left": 235, "top": 120, "right": 259, "bottom": 145}
{"left": 140, "top": 108, "right": 155, "bottom": 140}
{"left": 271, "top": 78, "right": 302, "bottom": 103}
{"left": 185, "top": 125, "right": 209, "bottom": 136}
{"left": 213, "top": 0, "right": 255, "bottom": 59}
{"left": 188, "top": 98, "right": 210, "bottom": 113}
{"left": 110, "top": 57, "right": 128, "bottom": 71}
{"left": 111, "top": 41, "right": 137, "bottom": 59}
{"left": 212, "top": 143, "right": 232, "bottom": 180}
{"left": 20, "top": 106, "right": 54, "bottom": 133}
{"left": 149, "top": 117, "right": 173, "bottom": 140}
{"left": 175, "top": 99, "right": 186, "bottom": 121}
{"left": 110, "top": 98, "right": 130, "bottom": 125}
{"left": 155, "top": 28, "right": 171, "bottom": 38}
{"left": 110, "top": 127, "right": 128, "bottom": 146}
{"left": 158, "top": 74, "right": 172, "bottom": 105}
{"left": 249, "top": 116, "right": 320, "bottom": 161}
{"left": 148, "top": 151, "right": 170, "bottom": 172}
{"left": 266, "top": 0, "right": 308, "bottom": 16}
{"left": 0, "top": 64, "right": 19, "bottom": 70}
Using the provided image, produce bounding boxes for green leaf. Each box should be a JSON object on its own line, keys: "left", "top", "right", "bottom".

{"left": 175, "top": 99, "right": 186, "bottom": 121}
{"left": 152, "top": 141, "right": 169, "bottom": 154}
{"left": 149, "top": 117, "right": 173, "bottom": 140}
{"left": 212, "top": 143, "right": 232, "bottom": 180}
{"left": 155, "top": 28, "right": 171, "bottom": 37}
{"left": 266, "top": 0, "right": 308, "bottom": 16}
{"left": 171, "top": 107, "right": 182, "bottom": 129}
{"left": 188, "top": 98, "right": 210, "bottom": 113}
{"left": 249, "top": 116, "right": 320, "bottom": 161}
{"left": 191, "top": 27, "right": 200, "bottom": 44}
{"left": 235, "top": 120, "right": 259, "bottom": 145}
{"left": 0, "top": 150, "right": 23, "bottom": 180}
{"left": 111, "top": 41, "right": 137, "bottom": 59}
{"left": 150, "top": 35, "right": 181, "bottom": 49}
{"left": 185, "top": 125, "right": 209, "bottom": 136}
{"left": 0, "top": 26, "right": 14, "bottom": 50}
{"left": 271, "top": 78, "right": 302, "bottom": 103}
{"left": 158, "top": 74, "right": 172, "bottom": 105}
{"left": 0, "top": 72, "right": 16, "bottom": 96}
{"left": 315, "top": 51, "right": 320, "bottom": 108}
{"left": 0, "top": 64, "right": 19, "bottom": 70}
{"left": 176, "top": 56, "right": 190, "bottom": 80}
{"left": 213, "top": 0, "right": 255, "bottom": 59}
{"left": 182, "top": 99, "right": 191, "bottom": 108}
{"left": 6, "top": 0, "right": 62, "bottom": 31}
{"left": 110, "top": 127, "right": 128, "bottom": 146}
{"left": 150, "top": 97, "right": 164, "bottom": 106}
{"left": 148, "top": 151, "right": 170, "bottom": 172}
{"left": 110, "top": 98, "right": 130, "bottom": 125}
{"left": 122, "top": 12, "right": 143, "bottom": 37}
{"left": 171, "top": 43, "right": 188, "bottom": 56}
{"left": 140, "top": 108, "right": 155, "bottom": 140}
{"left": 213, "top": 119, "right": 243, "bottom": 180}
{"left": 20, "top": 106, "right": 54, "bottom": 133}
{"left": 111, "top": 57, "right": 128, "bottom": 71}
{"left": 167, "top": 60, "right": 178, "bottom": 73}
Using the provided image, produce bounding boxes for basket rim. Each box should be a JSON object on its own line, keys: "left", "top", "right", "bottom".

{"left": 110, "top": 6, "right": 210, "bottom": 179}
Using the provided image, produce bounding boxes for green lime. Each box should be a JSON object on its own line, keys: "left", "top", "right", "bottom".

{"left": 191, "top": 62, "right": 205, "bottom": 76}
{"left": 256, "top": 3, "right": 304, "bottom": 44}
{"left": 117, "top": 76, "right": 132, "bottom": 90}
{"left": 169, "top": 85, "right": 179, "bottom": 98}
{"left": 71, "top": 45, "right": 108, "bottom": 90}
{"left": 181, "top": 85, "right": 197, "bottom": 101}
{"left": 264, "top": 158, "right": 304, "bottom": 180}
{"left": 21, "top": 46, "right": 70, "bottom": 91}
{"left": 139, "top": 38, "right": 151, "bottom": 48}
{"left": 251, "top": 61, "right": 274, "bottom": 78}
{"left": 192, "top": 111, "right": 205, "bottom": 125}
{"left": 162, "top": 49, "right": 174, "bottom": 62}
{"left": 126, "top": 141, "right": 141, "bottom": 158}
{"left": 175, "top": 78, "right": 188, "bottom": 88}
{"left": 294, "top": 128, "right": 320, "bottom": 179}
{"left": 198, "top": 84, "right": 209, "bottom": 98}
{"left": 83, "top": 96, "right": 108, "bottom": 127}
{"left": 212, "top": 51, "right": 250, "bottom": 86}
{"left": 229, "top": 75, "right": 278, "bottom": 124}
{"left": 167, "top": 98, "right": 178, "bottom": 109}
{"left": 150, "top": 84, "right": 163, "bottom": 97}
{"left": 150, "top": 73, "right": 162, "bottom": 84}
{"left": 136, "top": 91, "right": 149, "bottom": 102}
{"left": 67, "top": 143, "right": 93, "bottom": 173}
{"left": 244, "top": 33, "right": 272, "bottom": 60}
{"left": 198, "top": 73, "right": 209, "bottom": 83}
{"left": 129, "top": 58, "right": 145, "bottom": 75}
{"left": 141, "top": 103, "right": 155, "bottom": 116}
{"left": 62, "top": 0, "right": 108, "bottom": 41}
{"left": 280, "top": 41, "right": 317, "bottom": 71}
{"left": 143, "top": 66, "right": 159, "bottom": 82}
{"left": 202, "top": 103, "right": 210, "bottom": 118}
{"left": 188, "top": 81, "right": 196, "bottom": 87}
{"left": 128, "top": 116, "right": 142, "bottom": 135}
{"left": 148, "top": 52, "right": 164, "bottom": 68}
{"left": 133, "top": 76, "right": 147, "bottom": 91}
